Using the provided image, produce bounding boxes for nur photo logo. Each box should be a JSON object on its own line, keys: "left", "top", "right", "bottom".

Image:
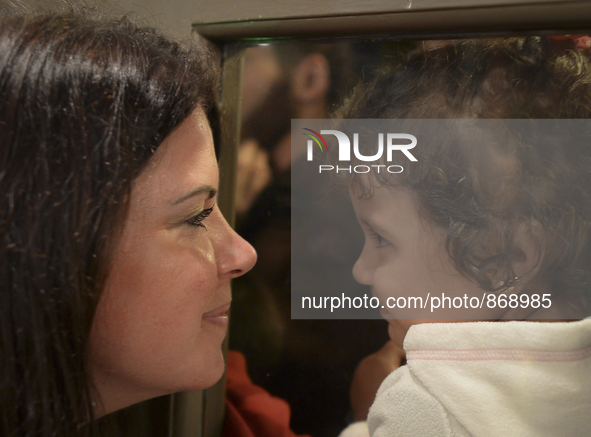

{"left": 303, "top": 127, "right": 418, "bottom": 174}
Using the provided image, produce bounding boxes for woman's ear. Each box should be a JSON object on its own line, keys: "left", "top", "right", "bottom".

{"left": 290, "top": 53, "right": 330, "bottom": 104}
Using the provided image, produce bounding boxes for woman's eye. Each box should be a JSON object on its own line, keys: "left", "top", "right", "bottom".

{"left": 368, "top": 228, "right": 390, "bottom": 248}
{"left": 186, "top": 206, "right": 214, "bottom": 229}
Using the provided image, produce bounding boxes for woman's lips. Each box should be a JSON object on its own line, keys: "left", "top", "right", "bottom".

{"left": 202, "top": 302, "right": 231, "bottom": 326}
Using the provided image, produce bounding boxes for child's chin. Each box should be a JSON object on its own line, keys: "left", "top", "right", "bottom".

{"left": 387, "top": 321, "right": 408, "bottom": 349}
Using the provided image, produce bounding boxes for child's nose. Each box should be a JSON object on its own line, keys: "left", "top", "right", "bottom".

{"left": 352, "top": 249, "right": 373, "bottom": 286}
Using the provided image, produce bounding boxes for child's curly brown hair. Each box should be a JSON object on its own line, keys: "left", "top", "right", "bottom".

{"left": 341, "top": 37, "right": 591, "bottom": 316}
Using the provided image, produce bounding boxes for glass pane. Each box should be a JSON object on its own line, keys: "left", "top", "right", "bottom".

{"left": 230, "top": 36, "right": 591, "bottom": 437}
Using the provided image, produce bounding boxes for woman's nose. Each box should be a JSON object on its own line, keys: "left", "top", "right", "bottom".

{"left": 217, "top": 219, "right": 257, "bottom": 279}
{"left": 352, "top": 246, "right": 373, "bottom": 286}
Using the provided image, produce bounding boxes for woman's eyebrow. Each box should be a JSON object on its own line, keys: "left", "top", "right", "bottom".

{"left": 171, "top": 185, "right": 217, "bottom": 206}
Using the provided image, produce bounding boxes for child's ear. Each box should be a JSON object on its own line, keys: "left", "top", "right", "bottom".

{"left": 509, "top": 219, "right": 545, "bottom": 287}
{"left": 291, "top": 53, "right": 330, "bottom": 104}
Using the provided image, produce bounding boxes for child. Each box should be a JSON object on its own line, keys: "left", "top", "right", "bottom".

{"left": 339, "top": 38, "right": 591, "bottom": 436}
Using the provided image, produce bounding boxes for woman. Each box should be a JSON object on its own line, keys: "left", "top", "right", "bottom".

{"left": 0, "top": 6, "right": 256, "bottom": 436}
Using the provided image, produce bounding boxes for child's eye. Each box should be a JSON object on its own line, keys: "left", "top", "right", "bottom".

{"left": 368, "top": 228, "right": 390, "bottom": 248}
{"left": 186, "top": 206, "right": 215, "bottom": 229}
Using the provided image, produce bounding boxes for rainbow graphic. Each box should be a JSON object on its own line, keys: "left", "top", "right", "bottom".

{"left": 303, "top": 128, "right": 328, "bottom": 153}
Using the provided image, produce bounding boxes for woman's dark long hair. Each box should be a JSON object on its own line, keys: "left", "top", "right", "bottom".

{"left": 0, "top": 7, "right": 216, "bottom": 437}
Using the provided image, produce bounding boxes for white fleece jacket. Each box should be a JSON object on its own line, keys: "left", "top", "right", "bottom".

{"left": 341, "top": 319, "right": 591, "bottom": 437}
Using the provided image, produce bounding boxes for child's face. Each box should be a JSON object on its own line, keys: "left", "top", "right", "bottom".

{"left": 350, "top": 182, "right": 503, "bottom": 348}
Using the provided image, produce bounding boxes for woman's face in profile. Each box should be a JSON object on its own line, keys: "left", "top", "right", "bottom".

{"left": 89, "top": 108, "right": 256, "bottom": 415}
